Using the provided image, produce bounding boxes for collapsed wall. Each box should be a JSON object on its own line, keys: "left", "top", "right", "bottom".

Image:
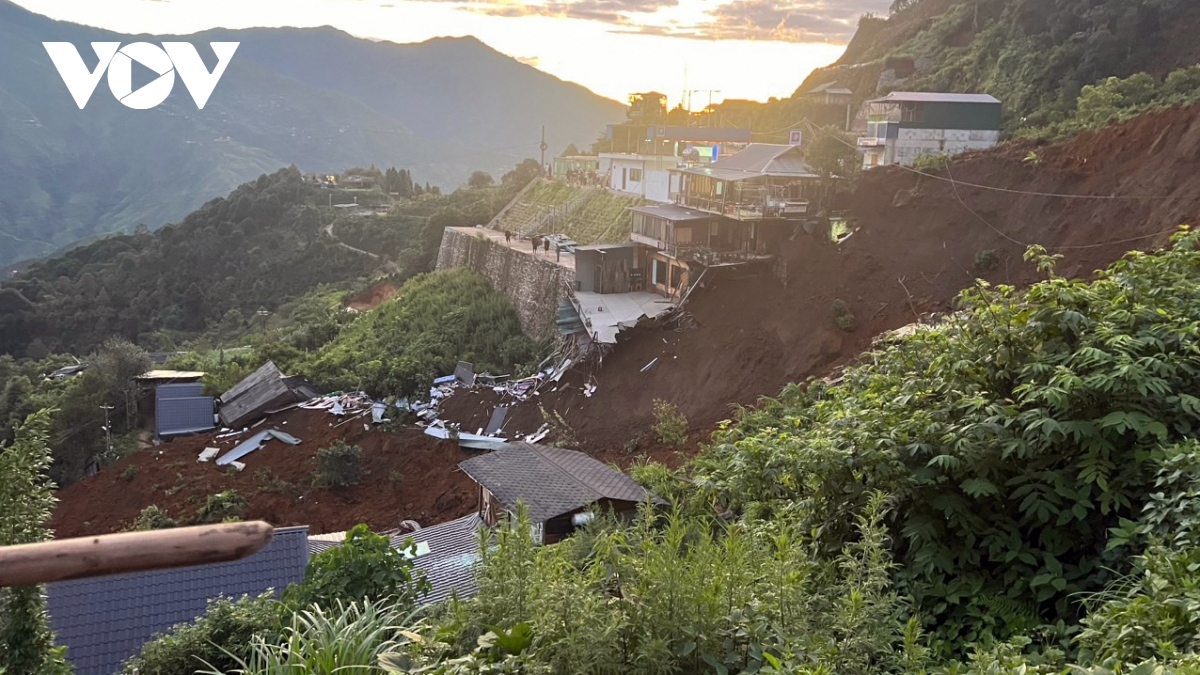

{"left": 436, "top": 228, "right": 572, "bottom": 342}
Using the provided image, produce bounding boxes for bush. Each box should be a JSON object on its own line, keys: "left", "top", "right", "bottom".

{"left": 832, "top": 298, "right": 857, "bottom": 332}
{"left": 651, "top": 399, "right": 688, "bottom": 449}
{"left": 120, "top": 593, "right": 279, "bottom": 675}
{"left": 312, "top": 441, "right": 367, "bottom": 488}
{"left": 283, "top": 524, "right": 430, "bottom": 611}
{"left": 193, "top": 490, "right": 248, "bottom": 524}
{"left": 912, "top": 152, "right": 952, "bottom": 173}
{"left": 128, "top": 505, "right": 178, "bottom": 531}
{"left": 974, "top": 249, "right": 999, "bottom": 272}
{"left": 121, "top": 464, "right": 138, "bottom": 481}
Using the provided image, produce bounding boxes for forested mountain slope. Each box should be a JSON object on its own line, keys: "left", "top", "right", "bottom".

{"left": 0, "top": 0, "right": 624, "bottom": 267}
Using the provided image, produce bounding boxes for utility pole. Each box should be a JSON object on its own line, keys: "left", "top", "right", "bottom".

{"left": 540, "top": 125, "right": 548, "bottom": 177}
{"left": 100, "top": 404, "right": 114, "bottom": 462}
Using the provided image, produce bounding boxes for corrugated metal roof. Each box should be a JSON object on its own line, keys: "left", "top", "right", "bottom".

{"left": 48, "top": 526, "right": 309, "bottom": 675}
{"left": 218, "top": 361, "right": 307, "bottom": 429}
{"left": 304, "top": 515, "right": 487, "bottom": 605}
{"left": 869, "top": 91, "right": 1000, "bottom": 104}
{"left": 631, "top": 204, "right": 713, "bottom": 222}
{"left": 138, "top": 370, "right": 206, "bottom": 380}
{"left": 679, "top": 144, "right": 816, "bottom": 180}
{"left": 458, "top": 443, "right": 649, "bottom": 523}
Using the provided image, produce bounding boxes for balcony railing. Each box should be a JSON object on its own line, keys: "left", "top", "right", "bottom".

{"left": 671, "top": 193, "right": 809, "bottom": 221}
{"left": 670, "top": 244, "right": 772, "bottom": 266}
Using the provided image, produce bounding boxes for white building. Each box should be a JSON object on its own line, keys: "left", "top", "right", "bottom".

{"left": 856, "top": 92, "right": 1002, "bottom": 169}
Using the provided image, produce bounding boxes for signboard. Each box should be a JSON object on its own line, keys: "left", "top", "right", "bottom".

{"left": 789, "top": 130, "right": 803, "bottom": 145}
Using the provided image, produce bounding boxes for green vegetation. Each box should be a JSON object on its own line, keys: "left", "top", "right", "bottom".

{"left": 832, "top": 298, "right": 857, "bottom": 331}
{"left": 278, "top": 268, "right": 539, "bottom": 397}
{"left": 651, "top": 399, "right": 688, "bottom": 449}
{"left": 282, "top": 525, "right": 430, "bottom": 612}
{"left": 193, "top": 490, "right": 249, "bottom": 525}
{"left": 0, "top": 411, "right": 72, "bottom": 675}
{"left": 312, "top": 441, "right": 367, "bottom": 489}
{"left": 127, "top": 505, "right": 179, "bottom": 532}
{"left": 1021, "top": 66, "right": 1200, "bottom": 140}
{"left": 852, "top": 0, "right": 1197, "bottom": 132}
{"left": 118, "top": 593, "right": 279, "bottom": 675}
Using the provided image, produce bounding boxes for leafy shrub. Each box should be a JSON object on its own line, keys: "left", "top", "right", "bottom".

{"left": 283, "top": 524, "right": 430, "bottom": 611}
{"left": 912, "top": 152, "right": 952, "bottom": 173}
{"left": 832, "top": 298, "right": 857, "bottom": 332}
{"left": 120, "top": 464, "right": 138, "bottom": 481}
{"left": 120, "top": 593, "right": 279, "bottom": 675}
{"left": 312, "top": 441, "right": 366, "bottom": 488}
{"left": 193, "top": 490, "right": 248, "bottom": 524}
{"left": 699, "top": 232, "right": 1200, "bottom": 652}
{"left": 200, "top": 599, "right": 408, "bottom": 675}
{"left": 127, "top": 505, "right": 178, "bottom": 531}
{"left": 651, "top": 399, "right": 688, "bottom": 449}
{"left": 974, "top": 249, "right": 999, "bottom": 272}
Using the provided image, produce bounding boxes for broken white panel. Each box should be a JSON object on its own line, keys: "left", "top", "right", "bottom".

{"left": 574, "top": 291, "right": 675, "bottom": 344}
{"left": 215, "top": 430, "right": 270, "bottom": 466}
{"left": 197, "top": 447, "right": 220, "bottom": 462}
{"left": 229, "top": 461, "right": 246, "bottom": 472}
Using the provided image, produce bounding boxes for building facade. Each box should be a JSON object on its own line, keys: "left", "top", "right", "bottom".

{"left": 856, "top": 92, "right": 1002, "bottom": 168}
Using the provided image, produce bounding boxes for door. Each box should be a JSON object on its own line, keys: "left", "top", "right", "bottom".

{"left": 622, "top": 168, "right": 628, "bottom": 190}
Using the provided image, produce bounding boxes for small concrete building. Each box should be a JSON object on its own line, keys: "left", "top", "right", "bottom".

{"left": 856, "top": 92, "right": 1002, "bottom": 168}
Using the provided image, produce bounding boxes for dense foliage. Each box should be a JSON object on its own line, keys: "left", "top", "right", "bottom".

{"left": 1024, "top": 65, "right": 1200, "bottom": 140}
{"left": 0, "top": 167, "right": 374, "bottom": 357}
{"left": 857, "top": 0, "right": 1197, "bottom": 131}
{"left": 697, "top": 233, "right": 1200, "bottom": 651}
{"left": 0, "top": 411, "right": 72, "bottom": 675}
{"left": 276, "top": 268, "right": 540, "bottom": 397}
{"left": 118, "top": 594, "right": 279, "bottom": 675}
{"left": 283, "top": 525, "right": 430, "bottom": 613}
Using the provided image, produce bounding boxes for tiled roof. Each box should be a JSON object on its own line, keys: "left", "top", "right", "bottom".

{"left": 458, "top": 443, "right": 648, "bottom": 523}
{"left": 47, "top": 526, "right": 309, "bottom": 675}
{"left": 305, "top": 514, "right": 488, "bottom": 605}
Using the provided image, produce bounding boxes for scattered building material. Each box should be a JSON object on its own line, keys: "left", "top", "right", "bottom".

{"left": 573, "top": 291, "right": 675, "bottom": 344}
{"left": 197, "top": 448, "right": 220, "bottom": 462}
{"left": 484, "top": 407, "right": 508, "bottom": 435}
{"left": 454, "top": 361, "right": 476, "bottom": 386}
{"left": 215, "top": 429, "right": 301, "bottom": 467}
{"left": 218, "top": 361, "right": 320, "bottom": 429}
{"left": 641, "top": 357, "right": 658, "bottom": 373}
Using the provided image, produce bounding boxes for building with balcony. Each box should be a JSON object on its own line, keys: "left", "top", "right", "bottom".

{"left": 669, "top": 143, "right": 819, "bottom": 223}
{"left": 856, "top": 92, "right": 1001, "bottom": 169}
{"left": 599, "top": 125, "right": 753, "bottom": 202}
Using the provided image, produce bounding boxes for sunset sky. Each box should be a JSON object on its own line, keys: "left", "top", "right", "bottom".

{"left": 11, "top": 0, "right": 890, "bottom": 107}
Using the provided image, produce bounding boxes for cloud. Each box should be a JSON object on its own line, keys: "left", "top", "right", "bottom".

{"left": 458, "top": 0, "right": 677, "bottom": 25}
{"left": 627, "top": 0, "right": 891, "bottom": 42}
{"left": 410, "top": 0, "right": 890, "bottom": 42}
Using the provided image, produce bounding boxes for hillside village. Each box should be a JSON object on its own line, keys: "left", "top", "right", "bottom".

{"left": 8, "top": 0, "right": 1200, "bottom": 673}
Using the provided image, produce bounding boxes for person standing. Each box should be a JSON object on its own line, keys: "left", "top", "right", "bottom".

{"left": 531, "top": 236, "right": 540, "bottom": 254}
{"left": 543, "top": 238, "right": 550, "bottom": 255}
{"left": 505, "top": 230, "right": 512, "bottom": 244}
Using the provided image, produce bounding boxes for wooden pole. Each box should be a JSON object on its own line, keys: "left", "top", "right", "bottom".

{"left": 0, "top": 521, "right": 274, "bottom": 587}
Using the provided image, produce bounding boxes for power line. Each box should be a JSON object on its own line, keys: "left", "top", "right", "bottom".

{"left": 800, "top": 119, "right": 1187, "bottom": 252}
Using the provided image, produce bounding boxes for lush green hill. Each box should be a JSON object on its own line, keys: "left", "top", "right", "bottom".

{"left": 0, "top": 167, "right": 377, "bottom": 356}
{"left": 0, "top": 0, "right": 625, "bottom": 268}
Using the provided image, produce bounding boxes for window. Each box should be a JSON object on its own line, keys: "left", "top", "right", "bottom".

{"left": 654, "top": 259, "right": 668, "bottom": 286}
{"left": 629, "top": 168, "right": 643, "bottom": 182}
{"left": 901, "top": 103, "right": 923, "bottom": 123}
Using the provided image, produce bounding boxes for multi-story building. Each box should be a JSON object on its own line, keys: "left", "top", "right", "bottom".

{"left": 856, "top": 92, "right": 1002, "bottom": 168}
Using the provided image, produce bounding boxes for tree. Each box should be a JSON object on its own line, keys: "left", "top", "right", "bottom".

{"left": 501, "top": 159, "right": 542, "bottom": 188}
{"left": 282, "top": 524, "right": 430, "bottom": 611}
{"left": 468, "top": 171, "right": 495, "bottom": 189}
{"left": 89, "top": 338, "right": 152, "bottom": 431}
{"left": 805, "top": 127, "right": 861, "bottom": 211}
{"left": 0, "top": 410, "right": 73, "bottom": 675}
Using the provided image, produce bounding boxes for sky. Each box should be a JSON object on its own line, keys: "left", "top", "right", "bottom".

{"left": 10, "top": 0, "right": 891, "bottom": 107}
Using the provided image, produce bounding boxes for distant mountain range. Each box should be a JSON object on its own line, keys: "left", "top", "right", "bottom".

{"left": 0, "top": 0, "right": 625, "bottom": 267}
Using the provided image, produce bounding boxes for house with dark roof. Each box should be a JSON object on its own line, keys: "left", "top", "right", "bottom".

{"left": 458, "top": 443, "right": 650, "bottom": 545}
{"left": 803, "top": 81, "right": 855, "bottom": 107}
{"left": 855, "top": 92, "right": 1002, "bottom": 168}
{"left": 47, "top": 526, "right": 309, "bottom": 675}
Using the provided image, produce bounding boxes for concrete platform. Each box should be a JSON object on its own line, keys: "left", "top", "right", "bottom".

{"left": 574, "top": 291, "right": 675, "bottom": 343}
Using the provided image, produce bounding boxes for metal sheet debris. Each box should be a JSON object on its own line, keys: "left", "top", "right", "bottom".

{"left": 197, "top": 447, "right": 220, "bottom": 462}
{"left": 484, "top": 407, "right": 508, "bottom": 435}
{"left": 215, "top": 429, "right": 301, "bottom": 466}
{"left": 641, "top": 358, "right": 659, "bottom": 373}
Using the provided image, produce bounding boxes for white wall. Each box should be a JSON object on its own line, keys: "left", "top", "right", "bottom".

{"left": 893, "top": 128, "right": 1000, "bottom": 166}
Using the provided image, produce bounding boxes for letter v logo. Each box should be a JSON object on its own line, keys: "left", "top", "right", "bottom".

{"left": 162, "top": 42, "right": 239, "bottom": 109}
{"left": 43, "top": 42, "right": 120, "bottom": 109}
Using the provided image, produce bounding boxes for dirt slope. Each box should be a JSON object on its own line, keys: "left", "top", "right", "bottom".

{"left": 444, "top": 106, "right": 1200, "bottom": 451}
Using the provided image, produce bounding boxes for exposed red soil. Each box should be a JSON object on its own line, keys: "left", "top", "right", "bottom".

{"left": 443, "top": 105, "right": 1200, "bottom": 452}
{"left": 346, "top": 281, "right": 399, "bottom": 311}
{"left": 55, "top": 106, "right": 1200, "bottom": 537}
{"left": 51, "top": 407, "right": 477, "bottom": 539}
